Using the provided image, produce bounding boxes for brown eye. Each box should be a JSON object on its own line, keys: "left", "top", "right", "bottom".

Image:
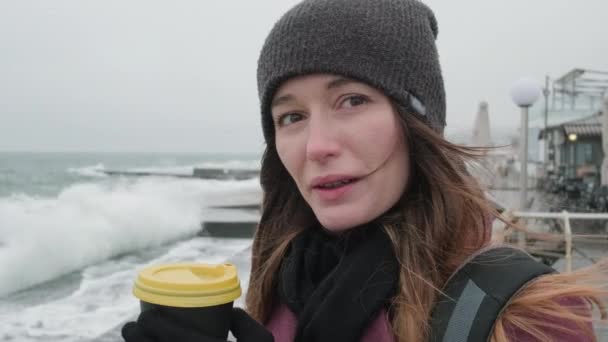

{"left": 342, "top": 95, "right": 369, "bottom": 108}
{"left": 277, "top": 113, "right": 304, "bottom": 127}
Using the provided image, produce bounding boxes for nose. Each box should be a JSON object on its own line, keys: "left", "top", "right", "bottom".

{"left": 305, "top": 114, "right": 341, "bottom": 163}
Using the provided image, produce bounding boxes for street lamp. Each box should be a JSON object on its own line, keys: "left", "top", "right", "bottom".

{"left": 602, "top": 93, "right": 608, "bottom": 185}
{"left": 511, "top": 78, "right": 542, "bottom": 247}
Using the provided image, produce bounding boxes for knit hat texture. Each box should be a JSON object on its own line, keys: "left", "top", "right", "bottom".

{"left": 257, "top": 0, "right": 446, "bottom": 142}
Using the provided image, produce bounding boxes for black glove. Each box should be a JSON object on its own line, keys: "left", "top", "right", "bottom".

{"left": 121, "top": 307, "right": 274, "bottom": 342}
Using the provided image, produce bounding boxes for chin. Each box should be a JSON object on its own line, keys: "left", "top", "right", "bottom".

{"left": 315, "top": 210, "right": 370, "bottom": 232}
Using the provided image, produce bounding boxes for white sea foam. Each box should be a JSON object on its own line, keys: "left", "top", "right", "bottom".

{"left": 192, "top": 159, "right": 261, "bottom": 170}
{"left": 66, "top": 164, "right": 107, "bottom": 177}
{"left": 66, "top": 159, "right": 260, "bottom": 178}
{"left": 0, "top": 237, "right": 252, "bottom": 342}
{"left": 127, "top": 159, "right": 261, "bottom": 176}
{"left": 0, "top": 177, "right": 260, "bottom": 297}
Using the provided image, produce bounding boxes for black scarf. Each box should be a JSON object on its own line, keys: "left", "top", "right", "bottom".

{"left": 278, "top": 223, "right": 399, "bottom": 342}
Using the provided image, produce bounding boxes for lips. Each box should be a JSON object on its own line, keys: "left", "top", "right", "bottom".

{"left": 310, "top": 175, "right": 360, "bottom": 202}
{"left": 316, "top": 178, "right": 357, "bottom": 189}
{"left": 311, "top": 175, "right": 360, "bottom": 189}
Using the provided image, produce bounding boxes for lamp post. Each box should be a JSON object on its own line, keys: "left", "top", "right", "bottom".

{"left": 511, "top": 78, "right": 542, "bottom": 248}
{"left": 543, "top": 76, "right": 551, "bottom": 172}
{"left": 602, "top": 93, "right": 608, "bottom": 185}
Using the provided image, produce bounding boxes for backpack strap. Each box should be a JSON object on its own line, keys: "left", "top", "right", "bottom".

{"left": 428, "top": 247, "right": 556, "bottom": 342}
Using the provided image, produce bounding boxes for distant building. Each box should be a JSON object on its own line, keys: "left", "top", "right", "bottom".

{"left": 540, "top": 112, "right": 603, "bottom": 183}
{"left": 533, "top": 69, "right": 608, "bottom": 180}
{"left": 472, "top": 101, "right": 492, "bottom": 147}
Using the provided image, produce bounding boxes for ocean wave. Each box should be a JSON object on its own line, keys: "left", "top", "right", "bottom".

{"left": 192, "top": 159, "right": 261, "bottom": 170}
{"left": 0, "top": 237, "right": 252, "bottom": 341}
{"left": 0, "top": 177, "right": 260, "bottom": 297}
{"left": 66, "top": 164, "right": 107, "bottom": 177}
{"left": 127, "top": 160, "right": 261, "bottom": 176}
{"left": 73, "top": 159, "right": 261, "bottom": 178}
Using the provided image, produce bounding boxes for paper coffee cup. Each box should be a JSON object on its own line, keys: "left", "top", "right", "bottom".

{"left": 133, "top": 263, "right": 241, "bottom": 339}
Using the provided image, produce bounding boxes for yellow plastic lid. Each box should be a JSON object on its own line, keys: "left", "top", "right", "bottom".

{"left": 133, "top": 263, "right": 241, "bottom": 308}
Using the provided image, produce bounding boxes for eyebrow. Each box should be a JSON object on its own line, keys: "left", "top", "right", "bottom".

{"left": 270, "top": 77, "right": 358, "bottom": 109}
{"left": 271, "top": 94, "right": 295, "bottom": 109}
{"left": 326, "top": 77, "right": 357, "bottom": 90}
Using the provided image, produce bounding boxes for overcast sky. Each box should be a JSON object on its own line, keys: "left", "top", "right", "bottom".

{"left": 1, "top": 0, "right": 607, "bottom": 153}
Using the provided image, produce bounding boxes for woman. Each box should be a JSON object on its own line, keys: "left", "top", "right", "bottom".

{"left": 123, "top": 0, "right": 607, "bottom": 341}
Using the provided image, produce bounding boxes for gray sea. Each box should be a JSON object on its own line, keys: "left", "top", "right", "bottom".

{"left": 0, "top": 152, "right": 260, "bottom": 341}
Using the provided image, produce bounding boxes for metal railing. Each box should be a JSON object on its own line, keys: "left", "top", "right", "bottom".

{"left": 496, "top": 210, "right": 608, "bottom": 272}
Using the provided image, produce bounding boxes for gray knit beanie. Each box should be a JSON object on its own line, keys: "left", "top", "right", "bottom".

{"left": 257, "top": 0, "right": 446, "bottom": 143}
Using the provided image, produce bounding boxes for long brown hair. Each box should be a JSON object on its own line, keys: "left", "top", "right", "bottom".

{"left": 245, "top": 105, "right": 607, "bottom": 341}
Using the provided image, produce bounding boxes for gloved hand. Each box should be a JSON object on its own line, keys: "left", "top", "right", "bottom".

{"left": 121, "top": 307, "right": 274, "bottom": 342}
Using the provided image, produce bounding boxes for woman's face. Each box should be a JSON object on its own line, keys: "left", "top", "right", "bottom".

{"left": 271, "top": 74, "right": 410, "bottom": 232}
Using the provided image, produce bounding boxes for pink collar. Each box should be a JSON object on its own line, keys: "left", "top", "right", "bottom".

{"left": 265, "top": 303, "right": 395, "bottom": 342}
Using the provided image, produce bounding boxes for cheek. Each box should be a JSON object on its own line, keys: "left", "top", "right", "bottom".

{"left": 276, "top": 137, "right": 303, "bottom": 182}
{"left": 276, "top": 142, "right": 291, "bottom": 172}
{"left": 358, "top": 115, "right": 402, "bottom": 164}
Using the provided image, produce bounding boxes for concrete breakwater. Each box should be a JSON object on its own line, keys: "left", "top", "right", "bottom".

{"left": 101, "top": 166, "right": 263, "bottom": 239}
{"left": 102, "top": 168, "right": 260, "bottom": 181}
